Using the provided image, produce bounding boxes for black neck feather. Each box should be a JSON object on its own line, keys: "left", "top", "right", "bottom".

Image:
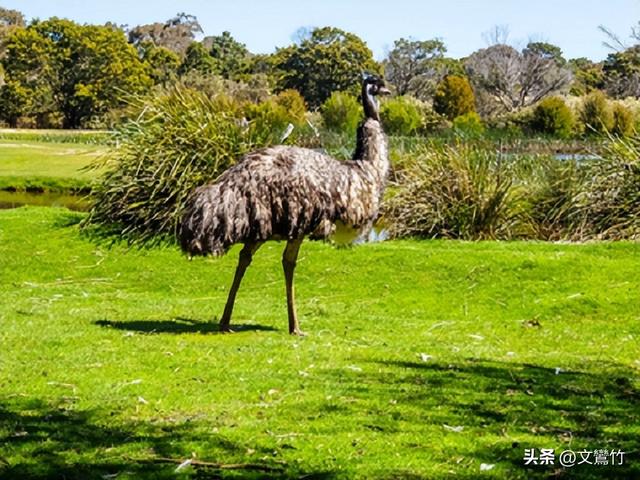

{"left": 361, "top": 83, "right": 380, "bottom": 121}
{"left": 352, "top": 123, "right": 365, "bottom": 160}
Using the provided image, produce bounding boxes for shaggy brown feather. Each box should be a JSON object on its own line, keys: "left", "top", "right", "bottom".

{"left": 179, "top": 118, "right": 389, "bottom": 256}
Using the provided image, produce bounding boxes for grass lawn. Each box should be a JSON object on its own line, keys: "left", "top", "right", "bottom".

{"left": 0, "top": 207, "right": 638, "bottom": 479}
{"left": 0, "top": 139, "right": 105, "bottom": 191}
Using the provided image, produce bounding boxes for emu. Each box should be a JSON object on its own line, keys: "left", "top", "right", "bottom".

{"left": 179, "top": 75, "right": 390, "bottom": 335}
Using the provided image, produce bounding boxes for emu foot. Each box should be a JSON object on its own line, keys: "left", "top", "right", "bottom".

{"left": 219, "top": 321, "right": 234, "bottom": 333}
{"left": 290, "top": 328, "right": 307, "bottom": 337}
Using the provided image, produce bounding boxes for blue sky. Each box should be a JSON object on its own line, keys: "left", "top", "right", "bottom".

{"left": 5, "top": 0, "right": 639, "bottom": 60}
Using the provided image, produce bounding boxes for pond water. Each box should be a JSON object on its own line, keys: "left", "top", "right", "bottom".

{"left": 553, "top": 153, "right": 600, "bottom": 161}
{"left": 0, "top": 191, "right": 89, "bottom": 211}
{"left": 363, "top": 225, "right": 389, "bottom": 243}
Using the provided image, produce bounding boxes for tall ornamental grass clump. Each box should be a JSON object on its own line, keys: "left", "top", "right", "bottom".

{"left": 383, "top": 145, "right": 525, "bottom": 240}
{"left": 382, "top": 135, "right": 640, "bottom": 242}
{"left": 83, "top": 87, "right": 298, "bottom": 244}
{"left": 574, "top": 134, "right": 640, "bottom": 240}
{"left": 518, "top": 156, "right": 584, "bottom": 240}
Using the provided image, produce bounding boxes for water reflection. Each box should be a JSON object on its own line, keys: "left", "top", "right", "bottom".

{"left": 0, "top": 191, "right": 89, "bottom": 211}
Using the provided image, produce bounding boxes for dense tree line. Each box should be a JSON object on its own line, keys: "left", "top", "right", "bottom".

{"left": 0, "top": 6, "right": 638, "bottom": 129}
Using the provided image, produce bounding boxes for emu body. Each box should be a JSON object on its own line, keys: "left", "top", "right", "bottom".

{"left": 179, "top": 76, "right": 390, "bottom": 334}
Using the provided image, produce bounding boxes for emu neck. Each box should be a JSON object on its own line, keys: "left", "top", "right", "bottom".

{"left": 352, "top": 119, "right": 389, "bottom": 179}
{"left": 362, "top": 84, "right": 380, "bottom": 121}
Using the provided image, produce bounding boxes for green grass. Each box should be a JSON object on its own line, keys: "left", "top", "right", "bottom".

{"left": 0, "top": 207, "right": 639, "bottom": 479}
{"left": 0, "top": 139, "right": 105, "bottom": 192}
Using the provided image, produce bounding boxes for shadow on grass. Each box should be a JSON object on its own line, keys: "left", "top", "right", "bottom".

{"left": 355, "top": 358, "right": 639, "bottom": 479}
{"left": 0, "top": 397, "right": 335, "bottom": 480}
{"left": 94, "top": 317, "right": 277, "bottom": 334}
{"left": 51, "top": 209, "right": 85, "bottom": 227}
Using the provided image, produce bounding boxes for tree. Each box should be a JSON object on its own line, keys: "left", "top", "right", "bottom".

{"left": 599, "top": 20, "right": 640, "bottom": 51}
{"left": 597, "top": 19, "right": 640, "bottom": 98}
{"left": 602, "top": 45, "right": 640, "bottom": 98}
{"left": 128, "top": 13, "right": 202, "bottom": 56}
{"left": 0, "top": 79, "right": 30, "bottom": 127}
{"left": 178, "top": 41, "right": 218, "bottom": 76}
{"left": 383, "top": 38, "right": 447, "bottom": 99}
{"left": 465, "top": 44, "right": 572, "bottom": 113}
{"left": 433, "top": 75, "right": 476, "bottom": 120}
{"left": 2, "top": 18, "right": 151, "bottom": 128}
{"left": 0, "top": 25, "right": 57, "bottom": 123}
{"left": 140, "top": 42, "right": 181, "bottom": 86}
{"left": 203, "top": 31, "right": 250, "bottom": 79}
{"left": 524, "top": 41, "right": 566, "bottom": 65}
{"left": 0, "top": 6, "right": 25, "bottom": 68}
{"left": 276, "top": 27, "right": 380, "bottom": 108}
{"left": 0, "top": 6, "right": 24, "bottom": 40}
{"left": 568, "top": 57, "right": 604, "bottom": 95}
{"left": 0, "top": 6, "right": 24, "bottom": 36}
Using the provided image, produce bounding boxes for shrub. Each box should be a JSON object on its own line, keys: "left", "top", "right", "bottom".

{"left": 487, "top": 110, "right": 530, "bottom": 137}
{"left": 580, "top": 91, "right": 613, "bottom": 134}
{"left": 244, "top": 89, "right": 311, "bottom": 145}
{"left": 243, "top": 97, "right": 305, "bottom": 143}
{"left": 530, "top": 97, "right": 574, "bottom": 138}
{"left": 452, "top": 112, "right": 485, "bottom": 137}
{"left": 179, "top": 71, "right": 227, "bottom": 98}
{"left": 273, "top": 89, "right": 307, "bottom": 124}
{"left": 383, "top": 144, "right": 524, "bottom": 240}
{"left": 611, "top": 103, "right": 635, "bottom": 137}
{"left": 419, "top": 103, "right": 448, "bottom": 133}
{"left": 83, "top": 87, "right": 282, "bottom": 244}
{"left": 320, "top": 91, "right": 362, "bottom": 136}
{"left": 380, "top": 96, "right": 423, "bottom": 135}
{"left": 433, "top": 75, "right": 476, "bottom": 120}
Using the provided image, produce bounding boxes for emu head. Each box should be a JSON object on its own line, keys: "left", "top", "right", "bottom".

{"left": 361, "top": 73, "right": 391, "bottom": 121}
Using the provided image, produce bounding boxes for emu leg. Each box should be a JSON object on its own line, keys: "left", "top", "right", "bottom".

{"left": 282, "top": 238, "right": 304, "bottom": 335}
{"left": 219, "top": 241, "right": 262, "bottom": 332}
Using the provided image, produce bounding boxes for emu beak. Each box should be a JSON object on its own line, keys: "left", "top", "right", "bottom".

{"left": 378, "top": 86, "right": 392, "bottom": 96}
